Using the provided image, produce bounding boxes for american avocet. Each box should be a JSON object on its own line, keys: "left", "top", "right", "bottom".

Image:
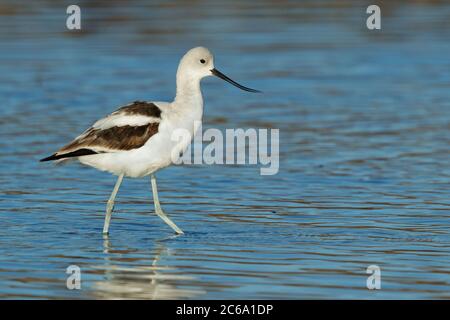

{"left": 40, "top": 47, "right": 260, "bottom": 235}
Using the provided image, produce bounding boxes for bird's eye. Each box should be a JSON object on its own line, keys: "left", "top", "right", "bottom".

{"left": 200, "top": 59, "right": 206, "bottom": 64}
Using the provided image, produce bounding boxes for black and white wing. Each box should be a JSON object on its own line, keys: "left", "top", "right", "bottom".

{"left": 40, "top": 101, "right": 162, "bottom": 161}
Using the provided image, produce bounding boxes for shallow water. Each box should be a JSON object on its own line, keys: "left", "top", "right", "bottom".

{"left": 0, "top": 0, "right": 449, "bottom": 299}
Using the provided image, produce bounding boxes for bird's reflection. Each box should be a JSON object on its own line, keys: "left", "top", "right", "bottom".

{"left": 91, "top": 235, "right": 203, "bottom": 299}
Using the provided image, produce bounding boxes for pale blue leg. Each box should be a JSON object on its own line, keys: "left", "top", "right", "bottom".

{"left": 103, "top": 173, "right": 124, "bottom": 234}
{"left": 151, "top": 174, "right": 184, "bottom": 234}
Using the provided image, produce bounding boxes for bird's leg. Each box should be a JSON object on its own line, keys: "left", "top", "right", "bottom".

{"left": 103, "top": 173, "right": 124, "bottom": 234}
{"left": 150, "top": 174, "right": 184, "bottom": 234}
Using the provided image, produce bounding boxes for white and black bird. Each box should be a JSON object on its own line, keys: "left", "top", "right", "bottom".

{"left": 40, "top": 47, "right": 260, "bottom": 235}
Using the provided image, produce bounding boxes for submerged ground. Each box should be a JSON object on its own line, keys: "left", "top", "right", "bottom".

{"left": 0, "top": 0, "right": 449, "bottom": 299}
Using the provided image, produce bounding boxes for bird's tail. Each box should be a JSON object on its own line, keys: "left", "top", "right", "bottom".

{"left": 39, "top": 148, "right": 98, "bottom": 162}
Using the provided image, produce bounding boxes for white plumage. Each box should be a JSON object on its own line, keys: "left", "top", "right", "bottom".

{"left": 79, "top": 100, "right": 201, "bottom": 178}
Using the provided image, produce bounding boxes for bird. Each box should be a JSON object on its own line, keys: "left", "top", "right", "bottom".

{"left": 40, "top": 47, "right": 260, "bottom": 235}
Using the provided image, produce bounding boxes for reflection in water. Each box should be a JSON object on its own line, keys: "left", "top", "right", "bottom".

{"left": 92, "top": 236, "right": 204, "bottom": 299}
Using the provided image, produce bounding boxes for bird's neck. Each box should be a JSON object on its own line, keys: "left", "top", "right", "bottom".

{"left": 174, "top": 74, "right": 203, "bottom": 110}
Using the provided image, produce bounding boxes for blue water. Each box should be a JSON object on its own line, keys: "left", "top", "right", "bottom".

{"left": 0, "top": 0, "right": 449, "bottom": 299}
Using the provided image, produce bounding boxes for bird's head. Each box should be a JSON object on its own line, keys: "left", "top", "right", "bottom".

{"left": 177, "top": 46, "right": 260, "bottom": 93}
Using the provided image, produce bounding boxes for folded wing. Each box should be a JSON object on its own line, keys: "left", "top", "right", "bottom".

{"left": 40, "top": 101, "right": 162, "bottom": 162}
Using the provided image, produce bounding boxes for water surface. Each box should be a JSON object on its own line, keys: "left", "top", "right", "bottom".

{"left": 0, "top": 0, "right": 449, "bottom": 299}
